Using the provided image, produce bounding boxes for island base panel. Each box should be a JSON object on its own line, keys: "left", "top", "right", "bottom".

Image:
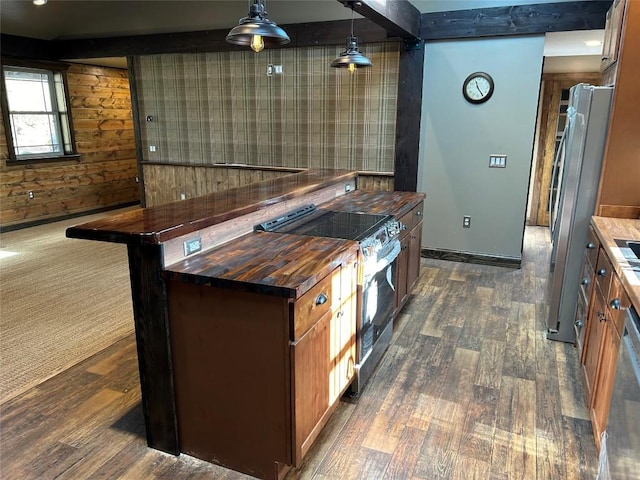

{"left": 167, "top": 280, "right": 292, "bottom": 480}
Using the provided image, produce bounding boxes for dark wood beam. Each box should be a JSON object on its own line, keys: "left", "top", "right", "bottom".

{"left": 43, "top": 19, "right": 386, "bottom": 60}
{"left": 341, "top": 0, "right": 421, "bottom": 40}
{"left": 394, "top": 40, "right": 424, "bottom": 192}
{"left": 0, "top": 34, "right": 54, "bottom": 60}
{"left": 420, "top": 1, "right": 611, "bottom": 40}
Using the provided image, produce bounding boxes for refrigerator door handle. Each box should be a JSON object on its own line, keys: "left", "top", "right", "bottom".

{"left": 549, "top": 127, "right": 567, "bottom": 242}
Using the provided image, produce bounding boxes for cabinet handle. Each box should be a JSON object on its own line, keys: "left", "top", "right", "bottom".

{"left": 315, "top": 293, "right": 328, "bottom": 306}
{"left": 586, "top": 242, "right": 596, "bottom": 250}
{"left": 575, "top": 319, "right": 584, "bottom": 328}
{"left": 597, "top": 268, "right": 607, "bottom": 277}
{"left": 610, "top": 298, "right": 624, "bottom": 310}
{"left": 580, "top": 277, "right": 590, "bottom": 286}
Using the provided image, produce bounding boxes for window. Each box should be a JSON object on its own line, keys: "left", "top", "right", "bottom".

{"left": 1, "top": 63, "right": 76, "bottom": 162}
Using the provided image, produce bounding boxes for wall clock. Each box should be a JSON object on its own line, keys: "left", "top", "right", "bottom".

{"left": 462, "top": 72, "right": 494, "bottom": 104}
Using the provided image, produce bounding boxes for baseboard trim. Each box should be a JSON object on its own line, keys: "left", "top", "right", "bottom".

{"left": 421, "top": 248, "right": 521, "bottom": 269}
{"left": 0, "top": 202, "right": 140, "bottom": 233}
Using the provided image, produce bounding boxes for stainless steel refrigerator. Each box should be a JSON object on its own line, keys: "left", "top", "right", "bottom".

{"left": 546, "top": 83, "right": 613, "bottom": 343}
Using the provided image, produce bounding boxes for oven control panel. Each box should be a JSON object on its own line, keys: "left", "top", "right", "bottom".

{"left": 360, "top": 220, "right": 404, "bottom": 261}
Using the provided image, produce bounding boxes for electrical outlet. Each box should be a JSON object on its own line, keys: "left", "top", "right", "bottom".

{"left": 180, "top": 193, "right": 186, "bottom": 200}
{"left": 463, "top": 215, "right": 471, "bottom": 228}
{"left": 149, "top": 145, "right": 156, "bottom": 152}
{"left": 183, "top": 236, "right": 202, "bottom": 256}
{"left": 28, "top": 191, "right": 34, "bottom": 199}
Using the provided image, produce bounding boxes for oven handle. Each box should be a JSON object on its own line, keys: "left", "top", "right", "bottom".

{"left": 363, "top": 239, "right": 401, "bottom": 279}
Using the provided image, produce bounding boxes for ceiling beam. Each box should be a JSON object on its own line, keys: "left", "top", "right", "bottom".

{"left": 420, "top": 1, "right": 611, "bottom": 40}
{"left": 340, "top": 0, "right": 421, "bottom": 40}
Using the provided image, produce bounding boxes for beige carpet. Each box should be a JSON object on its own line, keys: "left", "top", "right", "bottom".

{"left": 0, "top": 207, "right": 139, "bottom": 403}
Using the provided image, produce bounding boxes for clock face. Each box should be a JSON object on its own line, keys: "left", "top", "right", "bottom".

{"left": 463, "top": 72, "right": 494, "bottom": 104}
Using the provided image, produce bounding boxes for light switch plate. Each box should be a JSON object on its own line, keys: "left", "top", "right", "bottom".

{"left": 489, "top": 154, "right": 507, "bottom": 168}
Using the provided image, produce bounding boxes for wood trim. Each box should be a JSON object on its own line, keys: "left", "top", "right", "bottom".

{"left": 597, "top": 204, "right": 640, "bottom": 219}
{"left": 530, "top": 72, "right": 603, "bottom": 226}
{"left": 393, "top": 41, "right": 424, "bottom": 192}
{"left": 127, "top": 56, "right": 146, "bottom": 207}
{"left": 420, "top": 1, "right": 610, "bottom": 40}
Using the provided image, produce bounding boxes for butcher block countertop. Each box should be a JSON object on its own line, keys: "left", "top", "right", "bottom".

{"left": 66, "top": 169, "right": 356, "bottom": 245}
{"left": 591, "top": 216, "right": 640, "bottom": 309}
{"left": 322, "top": 190, "right": 425, "bottom": 217}
{"left": 162, "top": 190, "right": 425, "bottom": 298}
{"left": 163, "top": 232, "right": 358, "bottom": 298}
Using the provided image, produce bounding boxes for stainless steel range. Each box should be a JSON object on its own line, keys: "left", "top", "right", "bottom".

{"left": 256, "top": 204, "right": 403, "bottom": 393}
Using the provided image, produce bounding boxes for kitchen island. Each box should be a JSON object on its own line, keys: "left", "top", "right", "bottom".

{"left": 66, "top": 169, "right": 425, "bottom": 479}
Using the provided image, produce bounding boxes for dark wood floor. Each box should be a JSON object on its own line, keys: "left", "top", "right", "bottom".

{"left": 0, "top": 227, "right": 597, "bottom": 479}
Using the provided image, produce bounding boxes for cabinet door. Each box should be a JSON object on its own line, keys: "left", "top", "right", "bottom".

{"left": 591, "top": 319, "right": 621, "bottom": 447}
{"left": 395, "top": 235, "right": 409, "bottom": 309}
{"left": 407, "top": 222, "right": 422, "bottom": 293}
{"left": 601, "top": 0, "right": 626, "bottom": 72}
{"left": 333, "top": 258, "right": 357, "bottom": 400}
{"left": 291, "top": 310, "right": 331, "bottom": 464}
{"left": 583, "top": 290, "right": 606, "bottom": 401}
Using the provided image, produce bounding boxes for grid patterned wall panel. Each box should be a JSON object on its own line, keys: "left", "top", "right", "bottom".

{"left": 132, "top": 43, "right": 399, "bottom": 173}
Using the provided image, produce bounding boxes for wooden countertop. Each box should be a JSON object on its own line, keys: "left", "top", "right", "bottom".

{"left": 323, "top": 190, "right": 425, "bottom": 218}
{"left": 163, "top": 190, "right": 425, "bottom": 298}
{"left": 591, "top": 216, "right": 640, "bottom": 309}
{"left": 163, "top": 232, "right": 359, "bottom": 298}
{"left": 66, "top": 169, "right": 356, "bottom": 245}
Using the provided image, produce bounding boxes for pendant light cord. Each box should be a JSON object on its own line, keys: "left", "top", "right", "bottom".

{"left": 350, "top": 5, "right": 354, "bottom": 37}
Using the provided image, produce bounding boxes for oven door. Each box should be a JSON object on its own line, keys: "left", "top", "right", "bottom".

{"left": 359, "top": 240, "right": 401, "bottom": 363}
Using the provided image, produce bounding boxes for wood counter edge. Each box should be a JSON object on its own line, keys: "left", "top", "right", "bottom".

{"left": 65, "top": 170, "right": 358, "bottom": 245}
{"left": 591, "top": 215, "right": 640, "bottom": 311}
{"left": 163, "top": 239, "right": 360, "bottom": 300}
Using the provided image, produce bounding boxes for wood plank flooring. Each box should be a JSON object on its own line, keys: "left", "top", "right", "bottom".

{"left": 0, "top": 227, "right": 597, "bottom": 479}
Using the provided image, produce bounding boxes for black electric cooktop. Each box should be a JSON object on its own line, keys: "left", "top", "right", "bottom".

{"left": 270, "top": 210, "right": 391, "bottom": 242}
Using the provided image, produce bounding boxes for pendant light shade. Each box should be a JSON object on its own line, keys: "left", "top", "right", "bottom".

{"left": 331, "top": 3, "right": 372, "bottom": 73}
{"left": 331, "top": 36, "right": 372, "bottom": 72}
{"left": 226, "top": 0, "right": 290, "bottom": 53}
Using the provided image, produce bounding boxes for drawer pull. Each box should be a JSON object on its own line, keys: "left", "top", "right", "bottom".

{"left": 610, "top": 298, "right": 624, "bottom": 310}
{"left": 580, "top": 278, "right": 590, "bottom": 286}
{"left": 416, "top": 211, "right": 423, "bottom": 216}
{"left": 586, "top": 242, "right": 596, "bottom": 250}
{"left": 315, "top": 293, "right": 328, "bottom": 306}
{"left": 597, "top": 268, "right": 607, "bottom": 277}
{"left": 575, "top": 319, "right": 584, "bottom": 328}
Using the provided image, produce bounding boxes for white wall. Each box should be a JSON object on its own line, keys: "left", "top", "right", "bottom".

{"left": 417, "top": 35, "right": 545, "bottom": 261}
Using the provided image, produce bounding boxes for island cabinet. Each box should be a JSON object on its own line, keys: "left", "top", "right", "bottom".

{"left": 164, "top": 237, "right": 359, "bottom": 480}
{"left": 396, "top": 200, "right": 424, "bottom": 310}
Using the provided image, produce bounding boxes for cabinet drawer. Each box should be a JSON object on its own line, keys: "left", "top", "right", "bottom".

{"left": 293, "top": 270, "right": 335, "bottom": 340}
{"left": 579, "top": 256, "right": 594, "bottom": 304}
{"left": 398, "top": 201, "right": 424, "bottom": 237}
{"left": 585, "top": 227, "right": 600, "bottom": 270}
{"left": 608, "top": 276, "right": 631, "bottom": 337}
{"left": 594, "top": 249, "right": 613, "bottom": 299}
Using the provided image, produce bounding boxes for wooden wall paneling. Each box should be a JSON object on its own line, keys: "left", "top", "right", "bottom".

{"left": 596, "top": 0, "right": 640, "bottom": 217}
{"left": 0, "top": 64, "right": 139, "bottom": 228}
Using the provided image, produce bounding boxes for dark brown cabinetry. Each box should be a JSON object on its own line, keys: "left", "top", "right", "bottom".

{"left": 166, "top": 253, "right": 357, "bottom": 479}
{"left": 396, "top": 200, "right": 424, "bottom": 311}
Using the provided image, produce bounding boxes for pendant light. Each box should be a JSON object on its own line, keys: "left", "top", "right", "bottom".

{"left": 226, "top": 0, "right": 290, "bottom": 53}
{"left": 331, "top": 1, "right": 372, "bottom": 73}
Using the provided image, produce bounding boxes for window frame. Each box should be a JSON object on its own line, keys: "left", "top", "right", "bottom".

{"left": 0, "top": 59, "right": 79, "bottom": 164}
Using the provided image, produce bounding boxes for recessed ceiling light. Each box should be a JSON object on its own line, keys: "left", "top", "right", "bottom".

{"left": 33, "top": 0, "right": 47, "bottom": 5}
{"left": 585, "top": 40, "right": 603, "bottom": 47}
